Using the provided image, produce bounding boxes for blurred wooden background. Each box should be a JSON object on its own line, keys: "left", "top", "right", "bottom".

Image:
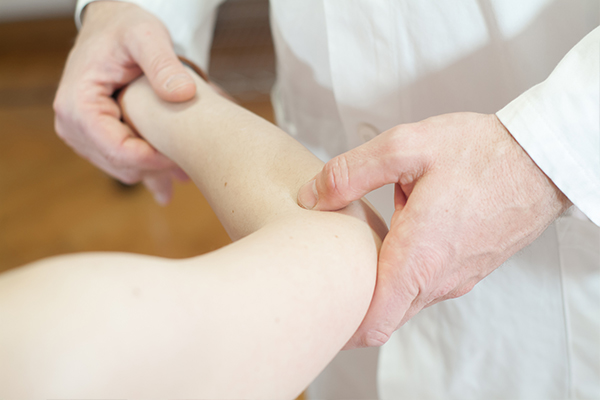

{"left": 0, "top": 0, "right": 275, "bottom": 272}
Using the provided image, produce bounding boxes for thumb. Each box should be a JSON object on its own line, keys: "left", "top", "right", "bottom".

{"left": 298, "top": 130, "right": 423, "bottom": 211}
{"left": 127, "top": 26, "right": 196, "bottom": 102}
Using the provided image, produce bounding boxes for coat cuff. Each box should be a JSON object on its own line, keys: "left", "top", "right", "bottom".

{"left": 74, "top": 0, "right": 223, "bottom": 72}
{"left": 496, "top": 27, "right": 600, "bottom": 226}
{"left": 75, "top": 0, "right": 99, "bottom": 29}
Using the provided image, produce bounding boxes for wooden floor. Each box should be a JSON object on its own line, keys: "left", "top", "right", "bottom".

{"left": 0, "top": 3, "right": 275, "bottom": 274}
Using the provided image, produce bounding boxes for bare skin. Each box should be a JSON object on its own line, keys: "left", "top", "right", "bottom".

{"left": 0, "top": 69, "right": 387, "bottom": 398}
{"left": 53, "top": 1, "right": 196, "bottom": 204}
{"left": 298, "top": 112, "right": 571, "bottom": 349}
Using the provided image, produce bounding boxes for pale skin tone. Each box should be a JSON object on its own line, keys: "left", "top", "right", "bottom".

{"left": 54, "top": 0, "right": 572, "bottom": 351}
{"left": 298, "top": 113, "right": 571, "bottom": 348}
{"left": 53, "top": 1, "right": 196, "bottom": 204}
{"left": 0, "top": 71, "right": 387, "bottom": 398}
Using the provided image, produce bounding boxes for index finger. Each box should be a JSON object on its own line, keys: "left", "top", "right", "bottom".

{"left": 97, "top": 114, "right": 177, "bottom": 167}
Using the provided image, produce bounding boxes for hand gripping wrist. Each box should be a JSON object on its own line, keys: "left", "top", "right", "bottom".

{"left": 117, "top": 56, "right": 209, "bottom": 136}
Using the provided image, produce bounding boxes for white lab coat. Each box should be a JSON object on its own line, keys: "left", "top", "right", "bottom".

{"left": 76, "top": 1, "right": 600, "bottom": 398}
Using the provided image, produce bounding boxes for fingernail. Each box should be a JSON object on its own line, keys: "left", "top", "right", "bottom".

{"left": 153, "top": 192, "right": 169, "bottom": 206}
{"left": 298, "top": 180, "right": 318, "bottom": 209}
{"left": 165, "top": 73, "right": 192, "bottom": 93}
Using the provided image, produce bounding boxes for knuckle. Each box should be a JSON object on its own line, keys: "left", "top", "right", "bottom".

{"left": 431, "top": 280, "right": 458, "bottom": 300}
{"left": 148, "top": 55, "right": 177, "bottom": 79}
{"left": 362, "top": 328, "right": 392, "bottom": 348}
{"left": 385, "top": 123, "right": 432, "bottom": 177}
{"left": 102, "top": 145, "right": 125, "bottom": 169}
{"left": 385, "top": 128, "right": 406, "bottom": 155}
{"left": 403, "top": 247, "right": 453, "bottom": 300}
{"left": 408, "top": 257, "right": 437, "bottom": 291}
{"left": 322, "top": 155, "right": 352, "bottom": 202}
{"left": 53, "top": 91, "right": 85, "bottom": 144}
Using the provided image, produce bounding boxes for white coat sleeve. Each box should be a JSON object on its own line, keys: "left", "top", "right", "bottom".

{"left": 74, "top": 0, "right": 224, "bottom": 70}
{"left": 496, "top": 26, "right": 600, "bottom": 226}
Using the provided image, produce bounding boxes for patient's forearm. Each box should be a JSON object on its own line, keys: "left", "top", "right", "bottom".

{"left": 123, "top": 72, "right": 325, "bottom": 239}
{"left": 119, "top": 73, "right": 388, "bottom": 396}
{"left": 0, "top": 70, "right": 388, "bottom": 399}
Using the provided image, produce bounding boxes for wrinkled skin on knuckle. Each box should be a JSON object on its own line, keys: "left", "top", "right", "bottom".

{"left": 147, "top": 54, "right": 175, "bottom": 82}
{"left": 403, "top": 241, "right": 452, "bottom": 299}
{"left": 429, "top": 279, "right": 458, "bottom": 301}
{"left": 381, "top": 127, "right": 410, "bottom": 167}
{"left": 378, "top": 248, "right": 418, "bottom": 304}
{"left": 385, "top": 126, "right": 409, "bottom": 154}
{"left": 386, "top": 124, "right": 432, "bottom": 186}
{"left": 362, "top": 328, "right": 392, "bottom": 348}
{"left": 322, "top": 155, "right": 352, "bottom": 203}
{"left": 103, "top": 145, "right": 130, "bottom": 172}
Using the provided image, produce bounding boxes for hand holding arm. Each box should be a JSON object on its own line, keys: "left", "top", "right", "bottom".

{"left": 54, "top": 1, "right": 195, "bottom": 204}
{"left": 298, "top": 112, "right": 570, "bottom": 348}
{"left": 300, "top": 26, "right": 600, "bottom": 349}
{"left": 1, "top": 66, "right": 387, "bottom": 398}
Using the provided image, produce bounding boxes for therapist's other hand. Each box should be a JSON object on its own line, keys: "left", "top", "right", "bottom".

{"left": 54, "top": 1, "right": 194, "bottom": 205}
{"left": 297, "top": 112, "right": 570, "bottom": 349}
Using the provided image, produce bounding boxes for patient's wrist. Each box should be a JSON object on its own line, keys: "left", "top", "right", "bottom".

{"left": 117, "top": 56, "right": 209, "bottom": 135}
{"left": 117, "top": 57, "right": 214, "bottom": 159}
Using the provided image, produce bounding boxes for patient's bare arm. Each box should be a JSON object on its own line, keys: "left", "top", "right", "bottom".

{"left": 121, "top": 71, "right": 386, "bottom": 240}
{"left": 0, "top": 71, "right": 387, "bottom": 399}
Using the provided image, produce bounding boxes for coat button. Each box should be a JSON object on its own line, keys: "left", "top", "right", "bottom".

{"left": 357, "top": 122, "right": 379, "bottom": 143}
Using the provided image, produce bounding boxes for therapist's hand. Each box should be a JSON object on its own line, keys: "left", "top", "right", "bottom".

{"left": 54, "top": 1, "right": 195, "bottom": 204}
{"left": 297, "top": 112, "right": 570, "bottom": 349}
